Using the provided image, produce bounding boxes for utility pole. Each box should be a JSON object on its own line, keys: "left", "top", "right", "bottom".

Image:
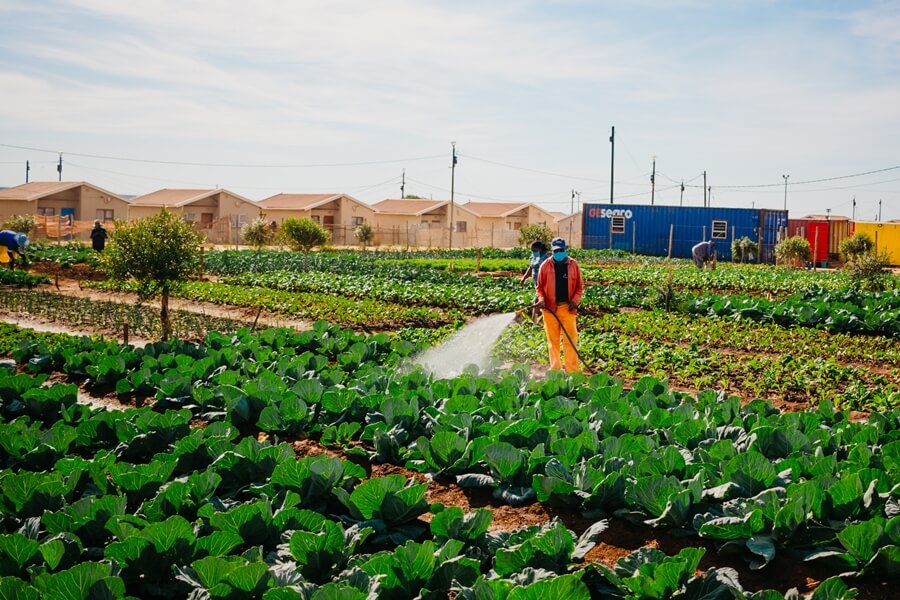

{"left": 449, "top": 142, "right": 457, "bottom": 250}
{"left": 702, "top": 173, "right": 707, "bottom": 207}
{"left": 26, "top": 160, "right": 30, "bottom": 183}
{"left": 57, "top": 154, "right": 63, "bottom": 182}
{"left": 571, "top": 189, "right": 576, "bottom": 215}
{"left": 782, "top": 174, "right": 789, "bottom": 212}
{"left": 650, "top": 156, "right": 656, "bottom": 205}
{"left": 852, "top": 196, "right": 856, "bottom": 220}
{"left": 708, "top": 186, "right": 712, "bottom": 206}
{"left": 609, "top": 126, "right": 615, "bottom": 204}
{"left": 878, "top": 199, "right": 882, "bottom": 222}
{"left": 679, "top": 180, "right": 684, "bottom": 206}
{"left": 400, "top": 169, "right": 405, "bottom": 199}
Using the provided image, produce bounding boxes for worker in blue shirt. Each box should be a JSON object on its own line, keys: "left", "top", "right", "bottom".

{"left": 0, "top": 230, "right": 29, "bottom": 269}
{"left": 520, "top": 240, "right": 550, "bottom": 321}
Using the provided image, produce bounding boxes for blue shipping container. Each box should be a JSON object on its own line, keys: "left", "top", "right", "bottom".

{"left": 581, "top": 204, "right": 788, "bottom": 262}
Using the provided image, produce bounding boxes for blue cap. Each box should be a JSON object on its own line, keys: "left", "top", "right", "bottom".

{"left": 551, "top": 237, "right": 566, "bottom": 251}
{"left": 14, "top": 233, "right": 28, "bottom": 247}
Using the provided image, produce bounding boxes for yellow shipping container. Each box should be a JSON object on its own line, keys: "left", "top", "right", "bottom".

{"left": 851, "top": 221, "right": 900, "bottom": 265}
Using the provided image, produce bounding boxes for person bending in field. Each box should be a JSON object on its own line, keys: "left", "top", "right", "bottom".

{"left": 692, "top": 240, "right": 717, "bottom": 270}
{"left": 0, "top": 230, "right": 29, "bottom": 270}
{"left": 520, "top": 240, "right": 550, "bottom": 321}
{"left": 535, "top": 237, "right": 584, "bottom": 373}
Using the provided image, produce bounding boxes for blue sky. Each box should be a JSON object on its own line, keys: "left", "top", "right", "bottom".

{"left": 0, "top": 0, "right": 898, "bottom": 221}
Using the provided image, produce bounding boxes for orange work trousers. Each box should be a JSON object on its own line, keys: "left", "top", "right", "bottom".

{"left": 542, "top": 304, "right": 580, "bottom": 373}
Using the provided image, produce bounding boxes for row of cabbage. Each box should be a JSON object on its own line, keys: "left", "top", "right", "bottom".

{"left": 6, "top": 325, "right": 899, "bottom": 589}
{"left": 1, "top": 370, "right": 745, "bottom": 599}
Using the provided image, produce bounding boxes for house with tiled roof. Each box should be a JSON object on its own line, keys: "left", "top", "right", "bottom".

{"left": 257, "top": 193, "right": 375, "bottom": 246}
{"left": 128, "top": 188, "right": 262, "bottom": 244}
{"left": 370, "top": 198, "right": 480, "bottom": 248}
{"left": 0, "top": 181, "right": 131, "bottom": 240}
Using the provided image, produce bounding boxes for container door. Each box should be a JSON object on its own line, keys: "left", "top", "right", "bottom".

{"left": 808, "top": 222, "right": 828, "bottom": 263}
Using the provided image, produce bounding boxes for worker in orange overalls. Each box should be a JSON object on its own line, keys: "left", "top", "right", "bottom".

{"left": 535, "top": 237, "right": 584, "bottom": 373}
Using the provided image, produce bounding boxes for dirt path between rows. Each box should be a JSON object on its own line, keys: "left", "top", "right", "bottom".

{"left": 40, "top": 277, "right": 315, "bottom": 332}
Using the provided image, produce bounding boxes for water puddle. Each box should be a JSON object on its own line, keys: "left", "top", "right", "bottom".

{"left": 413, "top": 312, "right": 519, "bottom": 379}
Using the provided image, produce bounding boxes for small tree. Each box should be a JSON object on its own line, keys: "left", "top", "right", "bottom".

{"left": 731, "top": 236, "right": 756, "bottom": 263}
{"left": 278, "top": 217, "right": 329, "bottom": 267}
{"left": 354, "top": 222, "right": 375, "bottom": 249}
{"left": 839, "top": 233, "right": 875, "bottom": 263}
{"left": 775, "top": 236, "right": 811, "bottom": 267}
{"left": 517, "top": 224, "right": 553, "bottom": 249}
{"left": 100, "top": 210, "right": 203, "bottom": 341}
{"left": 2, "top": 214, "right": 35, "bottom": 235}
{"left": 241, "top": 217, "right": 273, "bottom": 252}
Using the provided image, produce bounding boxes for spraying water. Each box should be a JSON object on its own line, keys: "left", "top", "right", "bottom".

{"left": 413, "top": 312, "right": 519, "bottom": 379}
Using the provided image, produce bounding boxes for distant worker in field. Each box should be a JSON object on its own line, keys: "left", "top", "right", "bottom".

{"left": 535, "top": 237, "right": 584, "bottom": 373}
{"left": 0, "top": 230, "right": 29, "bottom": 270}
{"left": 692, "top": 240, "right": 717, "bottom": 270}
{"left": 90, "top": 220, "right": 108, "bottom": 252}
{"left": 520, "top": 240, "right": 550, "bottom": 320}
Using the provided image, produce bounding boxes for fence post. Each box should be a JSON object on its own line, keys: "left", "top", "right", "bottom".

{"left": 813, "top": 227, "right": 819, "bottom": 270}
{"left": 200, "top": 246, "right": 205, "bottom": 278}
{"left": 667, "top": 224, "right": 674, "bottom": 258}
{"left": 632, "top": 221, "right": 636, "bottom": 253}
{"left": 608, "top": 218, "right": 613, "bottom": 250}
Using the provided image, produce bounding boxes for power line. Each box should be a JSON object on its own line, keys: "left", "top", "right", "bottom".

{"left": 458, "top": 153, "right": 610, "bottom": 183}
{"left": 0, "top": 142, "right": 444, "bottom": 168}
{"left": 709, "top": 165, "right": 900, "bottom": 189}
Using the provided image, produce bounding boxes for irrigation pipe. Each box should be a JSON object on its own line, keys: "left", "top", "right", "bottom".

{"left": 523, "top": 302, "right": 595, "bottom": 374}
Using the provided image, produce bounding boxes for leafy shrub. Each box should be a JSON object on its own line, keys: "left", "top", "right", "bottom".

{"left": 839, "top": 233, "right": 875, "bottom": 262}
{"left": 731, "top": 236, "right": 756, "bottom": 263}
{"left": 240, "top": 217, "right": 273, "bottom": 251}
{"left": 2, "top": 214, "right": 35, "bottom": 234}
{"left": 277, "top": 217, "right": 329, "bottom": 255}
{"left": 845, "top": 250, "right": 892, "bottom": 291}
{"left": 775, "top": 236, "right": 811, "bottom": 266}
{"left": 354, "top": 222, "right": 374, "bottom": 249}
{"left": 517, "top": 224, "right": 553, "bottom": 249}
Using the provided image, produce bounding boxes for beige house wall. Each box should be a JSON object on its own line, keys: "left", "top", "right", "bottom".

{"left": 0, "top": 199, "right": 34, "bottom": 222}
{"left": 554, "top": 213, "right": 582, "bottom": 248}
{"left": 527, "top": 205, "right": 555, "bottom": 226}
{"left": 79, "top": 188, "right": 130, "bottom": 222}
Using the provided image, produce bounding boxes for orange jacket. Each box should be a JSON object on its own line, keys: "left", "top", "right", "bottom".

{"left": 536, "top": 257, "right": 584, "bottom": 311}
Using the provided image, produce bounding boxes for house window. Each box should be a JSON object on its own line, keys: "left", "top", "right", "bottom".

{"left": 711, "top": 220, "right": 728, "bottom": 239}
{"left": 231, "top": 214, "right": 247, "bottom": 227}
{"left": 38, "top": 207, "right": 55, "bottom": 216}
{"left": 611, "top": 216, "right": 626, "bottom": 234}
{"left": 184, "top": 213, "right": 197, "bottom": 223}
{"left": 351, "top": 216, "right": 365, "bottom": 227}
{"left": 513, "top": 222, "right": 522, "bottom": 231}
{"left": 311, "top": 215, "right": 320, "bottom": 224}
{"left": 96, "top": 209, "right": 114, "bottom": 222}
{"left": 456, "top": 221, "right": 467, "bottom": 233}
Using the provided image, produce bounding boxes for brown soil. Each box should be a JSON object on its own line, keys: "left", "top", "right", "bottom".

{"left": 30, "top": 260, "right": 107, "bottom": 282}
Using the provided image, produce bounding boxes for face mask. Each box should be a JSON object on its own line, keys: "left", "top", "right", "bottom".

{"left": 552, "top": 251, "right": 567, "bottom": 262}
{"left": 532, "top": 251, "right": 541, "bottom": 258}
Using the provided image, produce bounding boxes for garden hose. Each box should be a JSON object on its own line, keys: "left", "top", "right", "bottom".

{"left": 522, "top": 302, "right": 594, "bottom": 374}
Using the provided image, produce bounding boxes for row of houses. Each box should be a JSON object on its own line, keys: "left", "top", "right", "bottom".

{"left": 0, "top": 181, "right": 582, "bottom": 248}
